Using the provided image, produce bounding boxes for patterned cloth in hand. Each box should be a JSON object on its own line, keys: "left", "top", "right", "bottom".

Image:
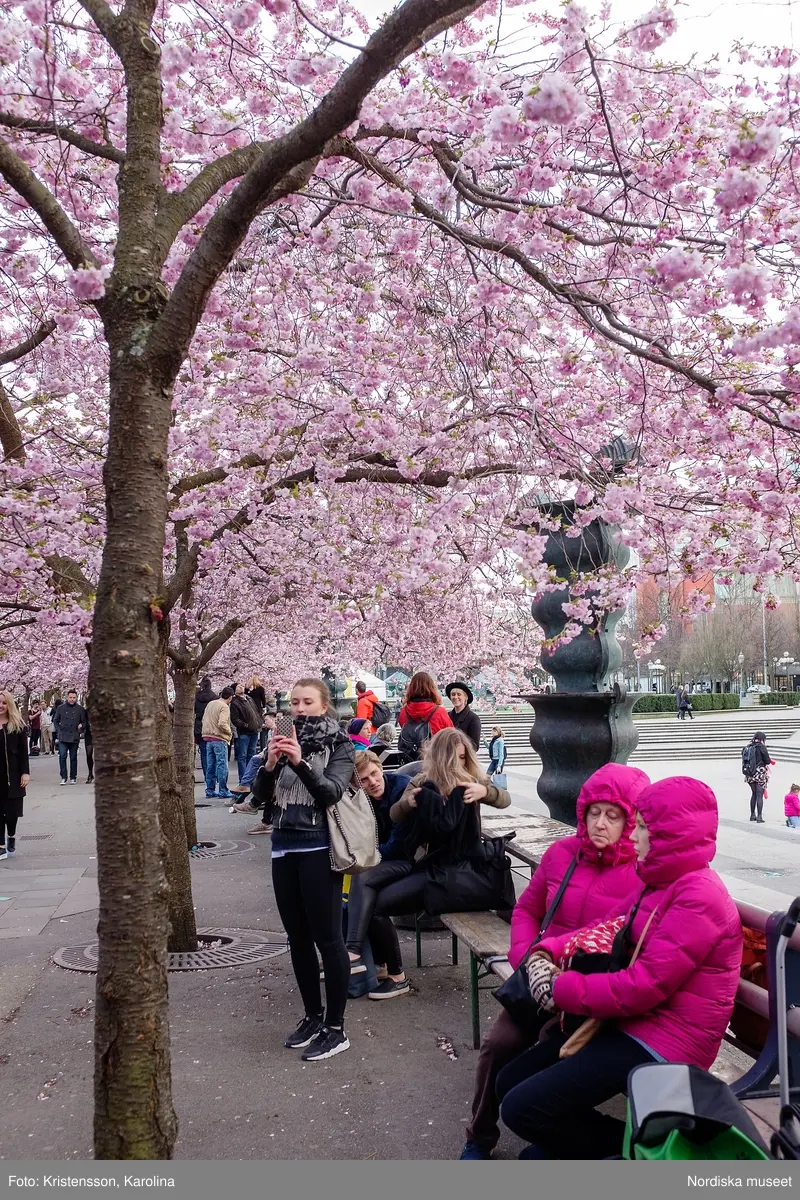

{"left": 557, "top": 913, "right": 627, "bottom": 970}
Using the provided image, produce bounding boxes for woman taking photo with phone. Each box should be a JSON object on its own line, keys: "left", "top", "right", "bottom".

{"left": 253, "top": 678, "right": 355, "bottom": 1061}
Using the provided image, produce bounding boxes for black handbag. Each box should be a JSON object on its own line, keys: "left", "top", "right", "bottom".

{"left": 493, "top": 854, "right": 579, "bottom": 1027}
{"left": 422, "top": 834, "right": 517, "bottom": 915}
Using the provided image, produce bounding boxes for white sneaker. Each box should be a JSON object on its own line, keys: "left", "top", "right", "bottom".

{"left": 60, "top": 780, "right": 67, "bottom": 786}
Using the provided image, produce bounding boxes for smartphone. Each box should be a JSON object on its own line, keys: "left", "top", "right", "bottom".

{"left": 275, "top": 712, "right": 294, "bottom": 739}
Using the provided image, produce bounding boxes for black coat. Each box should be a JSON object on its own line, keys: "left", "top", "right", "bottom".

{"left": 254, "top": 739, "right": 355, "bottom": 834}
{"left": 1, "top": 725, "right": 30, "bottom": 813}
{"left": 230, "top": 694, "right": 261, "bottom": 734}
{"left": 450, "top": 705, "right": 482, "bottom": 750}
{"left": 401, "top": 782, "right": 484, "bottom": 865}
{"left": 53, "top": 701, "right": 87, "bottom": 744}
{"left": 247, "top": 685, "right": 267, "bottom": 713}
{"left": 194, "top": 685, "right": 218, "bottom": 742}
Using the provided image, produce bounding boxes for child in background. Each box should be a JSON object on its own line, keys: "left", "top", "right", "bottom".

{"left": 785, "top": 783, "right": 800, "bottom": 829}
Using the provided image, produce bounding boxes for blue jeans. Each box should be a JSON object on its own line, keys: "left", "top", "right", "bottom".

{"left": 240, "top": 752, "right": 263, "bottom": 790}
{"left": 59, "top": 740, "right": 79, "bottom": 782}
{"left": 789, "top": 816, "right": 800, "bottom": 828}
{"left": 198, "top": 739, "right": 208, "bottom": 778}
{"left": 204, "top": 740, "right": 232, "bottom": 797}
{"left": 235, "top": 732, "right": 259, "bottom": 782}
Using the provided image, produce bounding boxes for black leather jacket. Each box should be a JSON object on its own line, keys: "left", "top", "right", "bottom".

{"left": 254, "top": 739, "right": 355, "bottom": 833}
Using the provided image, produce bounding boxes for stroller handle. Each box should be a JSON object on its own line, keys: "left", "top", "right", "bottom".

{"left": 782, "top": 897, "right": 800, "bottom": 942}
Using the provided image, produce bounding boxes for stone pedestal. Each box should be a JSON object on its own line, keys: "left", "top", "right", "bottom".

{"left": 524, "top": 502, "right": 640, "bottom": 826}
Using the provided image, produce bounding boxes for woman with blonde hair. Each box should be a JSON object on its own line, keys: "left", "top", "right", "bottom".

{"left": 347, "top": 728, "right": 511, "bottom": 1000}
{"left": 0, "top": 692, "right": 30, "bottom": 860}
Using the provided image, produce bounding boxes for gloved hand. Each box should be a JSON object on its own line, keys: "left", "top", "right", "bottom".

{"left": 525, "top": 953, "right": 561, "bottom": 1013}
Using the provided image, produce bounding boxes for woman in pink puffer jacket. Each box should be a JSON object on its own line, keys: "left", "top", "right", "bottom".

{"left": 497, "top": 775, "right": 743, "bottom": 1160}
{"left": 460, "top": 763, "right": 648, "bottom": 1160}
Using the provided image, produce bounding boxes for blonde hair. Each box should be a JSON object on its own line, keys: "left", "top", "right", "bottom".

{"left": 375, "top": 723, "right": 396, "bottom": 745}
{"left": 492, "top": 726, "right": 504, "bottom": 737}
{"left": 355, "top": 749, "right": 382, "bottom": 772}
{"left": 418, "top": 728, "right": 489, "bottom": 796}
{"left": 0, "top": 691, "right": 26, "bottom": 734}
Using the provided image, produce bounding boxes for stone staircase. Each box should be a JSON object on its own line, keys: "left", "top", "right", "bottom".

{"left": 474, "top": 707, "right": 800, "bottom": 767}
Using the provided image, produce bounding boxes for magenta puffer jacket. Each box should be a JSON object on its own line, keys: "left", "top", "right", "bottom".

{"left": 544, "top": 776, "right": 743, "bottom": 1070}
{"left": 508, "top": 764, "right": 649, "bottom": 969}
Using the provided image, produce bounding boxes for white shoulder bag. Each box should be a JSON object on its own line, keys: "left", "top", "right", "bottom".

{"left": 327, "top": 786, "right": 381, "bottom": 874}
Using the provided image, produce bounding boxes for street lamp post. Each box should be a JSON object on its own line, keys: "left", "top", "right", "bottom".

{"left": 738, "top": 652, "right": 745, "bottom": 698}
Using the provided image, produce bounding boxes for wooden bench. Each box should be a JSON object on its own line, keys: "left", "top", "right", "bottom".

{"left": 439, "top": 911, "right": 514, "bottom": 1048}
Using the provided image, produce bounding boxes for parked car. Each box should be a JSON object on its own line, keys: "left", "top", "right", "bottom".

{"left": 747, "top": 684, "right": 771, "bottom": 695}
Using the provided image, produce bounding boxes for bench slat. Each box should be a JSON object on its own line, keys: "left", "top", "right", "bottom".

{"left": 441, "top": 911, "right": 510, "bottom": 961}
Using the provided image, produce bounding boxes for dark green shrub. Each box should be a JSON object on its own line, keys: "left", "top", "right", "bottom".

{"left": 759, "top": 692, "right": 800, "bottom": 706}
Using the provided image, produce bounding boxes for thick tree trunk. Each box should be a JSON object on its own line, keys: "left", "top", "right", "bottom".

{"left": 154, "top": 629, "right": 198, "bottom": 954}
{"left": 172, "top": 667, "right": 198, "bottom": 848}
{"left": 89, "top": 356, "right": 178, "bottom": 1159}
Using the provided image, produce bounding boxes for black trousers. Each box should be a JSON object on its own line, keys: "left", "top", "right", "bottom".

{"left": 750, "top": 781, "right": 764, "bottom": 818}
{"left": 86, "top": 741, "right": 94, "bottom": 777}
{"left": 497, "top": 1028, "right": 654, "bottom": 1158}
{"left": 272, "top": 849, "right": 350, "bottom": 1028}
{"left": 1, "top": 805, "right": 17, "bottom": 844}
{"left": 345, "top": 860, "right": 422, "bottom": 977}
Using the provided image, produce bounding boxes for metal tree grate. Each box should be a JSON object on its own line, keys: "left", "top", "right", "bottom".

{"left": 17, "top": 834, "right": 53, "bottom": 841}
{"left": 52, "top": 928, "right": 288, "bottom": 974}
{"left": 189, "top": 840, "right": 251, "bottom": 859}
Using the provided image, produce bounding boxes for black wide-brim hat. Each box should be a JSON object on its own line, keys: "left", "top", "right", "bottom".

{"left": 445, "top": 681, "right": 474, "bottom": 705}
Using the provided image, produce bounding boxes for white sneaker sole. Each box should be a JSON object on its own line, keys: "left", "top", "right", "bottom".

{"left": 304, "top": 1037, "right": 350, "bottom": 1061}
{"left": 368, "top": 985, "right": 410, "bottom": 1000}
{"left": 349, "top": 962, "right": 367, "bottom": 975}
{"left": 285, "top": 1032, "right": 321, "bottom": 1049}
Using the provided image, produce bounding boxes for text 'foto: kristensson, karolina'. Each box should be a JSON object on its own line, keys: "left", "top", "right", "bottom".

{"left": 8, "top": 1178, "right": 176, "bottom": 1189}
{"left": 687, "top": 1178, "right": 794, "bottom": 1189}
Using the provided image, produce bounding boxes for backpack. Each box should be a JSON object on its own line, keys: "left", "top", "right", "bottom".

{"left": 623, "top": 1062, "right": 769, "bottom": 1160}
{"left": 742, "top": 743, "right": 759, "bottom": 776}
{"left": 370, "top": 700, "right": 391, "bottom": 728}
{"left": 397, "top": 707, "right": 439, "bottom": 764}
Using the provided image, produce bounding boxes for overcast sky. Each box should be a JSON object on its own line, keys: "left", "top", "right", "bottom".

{"left": 355, "top": 0, "right": 797, "bottom": 63}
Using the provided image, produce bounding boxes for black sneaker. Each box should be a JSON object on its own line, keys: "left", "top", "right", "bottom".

{"left": 368, "top": 977, "right": 410, "bottom": 1000}
{"left": 349, "top": 956, "right": 367, "bottom": 975}
{"left": 6, "top": 837, "right": 15, "bottom": 855}
{"left": 284, "top": 1014, "right": 324, "bottom": 1049}
{"left": 301, "top": 1026, "right": 350, "bottom": 1061}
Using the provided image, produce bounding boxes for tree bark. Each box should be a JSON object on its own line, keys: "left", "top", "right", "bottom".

{"left": 154, "top": 624, "right": 198, "bottom": 954}
{"left": 89, "top": 359, "right": 178, "bottom": 1159}
{"left": 171, "top": 666, "right": 198, "bottom": 849}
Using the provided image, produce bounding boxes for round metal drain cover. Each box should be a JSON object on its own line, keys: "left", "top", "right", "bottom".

{"left": 53, "top": 928, "right": 287, "bottom": 974}
{"left": 190, "top": 840, "right": 250, "bottom": 859}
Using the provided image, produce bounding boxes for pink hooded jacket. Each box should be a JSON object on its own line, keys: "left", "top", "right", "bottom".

{"left": 508, "top": 764, "right": 649, "bottom": 970}
{"left": 544, "top": 776, "right": 743, "bottom": 1070}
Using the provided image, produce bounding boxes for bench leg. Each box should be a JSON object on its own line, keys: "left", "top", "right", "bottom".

{"left": 470, "top": 951, "right": 480, "bottom": 1050}
{"left": 451, "top": 932, "right": 458, "bottom": 966}
{"left": 416, "top": 913, "right": 422, "bottom": 969}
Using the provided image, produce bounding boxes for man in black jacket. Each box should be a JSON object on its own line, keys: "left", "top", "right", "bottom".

{"left": 194, "top": 676, "right": 217, "bottom": 780}
{"left": 445, "top": 682, "right": 482, "bottom": 750}
{"left": 230, "top": 683, "right": 263, "bottom": 782}
{"left": 54, "top": 690, "right": 87, "bottom": 785}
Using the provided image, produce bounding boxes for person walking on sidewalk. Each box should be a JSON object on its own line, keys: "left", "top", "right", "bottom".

{"left": 230, "top": 683, "right": 262, "bottom": 782}
{"left": 54, "top": 689, "right": 87, "bottom": 785}
{"left": 0, "top": 692, "right": 30, "bottom": 860}
{"left": 28, "top": 699, "right": 42, "bottom": 755}
{"left": 40, "top": 704, "right": 53, "bottom": 755}
{"left": 252, "top": 677, "right": 355, "bottom": 1061}
{"left": 743, "top": 731, "right": 771, "bottom": 823}
{"left": 202, "top": 688, "right": 235, "bottom": 799}
{"left": 84, "top": 712, "right": 94, "bottom": 784}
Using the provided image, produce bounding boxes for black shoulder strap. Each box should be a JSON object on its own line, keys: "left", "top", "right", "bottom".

{"left": 536, "top": 853, "right": 579, "bottom": 943}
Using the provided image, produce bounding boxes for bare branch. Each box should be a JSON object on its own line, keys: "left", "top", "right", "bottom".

{"left": 0, "top": 319, "right": 57, "bottom": 368}
{"left": 0, "top": 136, "right": 99, "bottom": 270}
{"left": 194, "top": 619, "right": 245, "bottom": 670}
{"left": 76, "top": 0, "right": 123, "bottom": 54}
{"left": 0, "top": 112, "right": 125, "bottom": 163}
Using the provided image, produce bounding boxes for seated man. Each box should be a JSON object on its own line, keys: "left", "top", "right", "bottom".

{"left": 345, "top": 751, "right": 413, "bottom": 996}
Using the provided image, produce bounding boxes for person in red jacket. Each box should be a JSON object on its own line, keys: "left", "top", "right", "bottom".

{"left": 459, "top": 763, "right": 648, "bottom": 1160}
{"left": 355, "top": 681, "right": 380, "bottom": 725}
{"left": 396, "top": 672, "right": 452, "bottom": 764}
{"left": 497, "top": 775, "right": 742, "bottom": 1160}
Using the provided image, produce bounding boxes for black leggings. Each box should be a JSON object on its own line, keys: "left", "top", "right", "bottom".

{"left": 750, "top": 782, "right": 764, "bottom": 819}
{"left": 345, "top": 860, "right": 424, "bottom": 977}
{"left": 272, "top": 849, "right": 349, "bottom": 1028}
{"left": 1, "top": 806, "right": 18, "bottom": 844}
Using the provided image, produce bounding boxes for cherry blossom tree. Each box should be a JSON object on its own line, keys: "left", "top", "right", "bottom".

{"left": 2, "top": 0, "right": 800, "bottom": 1159}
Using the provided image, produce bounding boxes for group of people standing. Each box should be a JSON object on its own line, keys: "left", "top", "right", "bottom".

{"left": 193, "top": 676, "right": 267, "bottom": 800}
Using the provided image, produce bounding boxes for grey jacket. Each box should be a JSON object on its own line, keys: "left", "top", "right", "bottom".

{"left": 54, "top": 701, "right": 87, "bottom": 743}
